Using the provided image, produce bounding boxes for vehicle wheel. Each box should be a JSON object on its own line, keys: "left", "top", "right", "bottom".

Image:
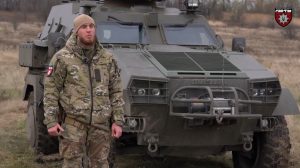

{"left": 232, "top": 116, "right": 290, "bottom": 168}
{"left": 26, "top": 93, "right": 59, "bottom": 155}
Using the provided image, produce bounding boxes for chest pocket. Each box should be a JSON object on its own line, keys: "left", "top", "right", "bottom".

{"left": 94, "top": 58, "right": 110, "bottom": 85}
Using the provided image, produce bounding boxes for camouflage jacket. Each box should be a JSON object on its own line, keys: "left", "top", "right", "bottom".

{"left": 43, "top": 33, "right": 125, "bottom": 129}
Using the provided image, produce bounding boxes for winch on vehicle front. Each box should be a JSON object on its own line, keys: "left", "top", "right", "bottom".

{"left": 170, "top": 86, "right": 262, "bottom": 122}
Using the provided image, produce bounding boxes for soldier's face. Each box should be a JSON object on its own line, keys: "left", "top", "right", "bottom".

{"left": 77, "top": 23, "right": 96, "bottom": 45}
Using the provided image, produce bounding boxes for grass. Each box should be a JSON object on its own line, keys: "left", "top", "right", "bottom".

{"left": 0, "top": 112, "right": 37, "bottom": 168}
{"left": 0, "top": 100, "right": 63, "bottom": 168}
{"left": 0, "top": 89, "right": 22, "bottom": 101}
{"left": 116, "top": 155, "right": 233, "bottom": 168}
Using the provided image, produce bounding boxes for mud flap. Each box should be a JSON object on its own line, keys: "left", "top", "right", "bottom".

{"left": 273, "top": 88, "right": 300, "bottom": 115}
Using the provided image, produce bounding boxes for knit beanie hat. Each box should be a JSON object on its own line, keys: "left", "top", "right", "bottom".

{"left": 73, "top": 14, "right": 95, "bottom": 33}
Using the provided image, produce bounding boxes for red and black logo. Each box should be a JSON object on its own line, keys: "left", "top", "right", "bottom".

{"left": 275, "top": 9, "right": 292, "bottom": 27}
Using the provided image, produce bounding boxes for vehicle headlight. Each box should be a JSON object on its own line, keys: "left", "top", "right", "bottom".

{"left": 249, "top": 80, "right": 281, "bottom": 102}
{"left": 129, "top": 79, "right": 168, "bottom": 104}
{"left": 266, "top": 88, "right": 275, "bottom": 95}
{"left": 252, "top": 88, "right": 266, "bottom": 96}
{"left": 128, "top": 118, "right": 138, "bottom": 128}
{"left": 137, "top": 88, "right": 146, "bottom": 96}
{"left": 151, "top": 88, "right": 161, "bottom": 96}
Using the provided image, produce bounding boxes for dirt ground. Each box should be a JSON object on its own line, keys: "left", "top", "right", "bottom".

{"left": 0, "top": 11, "right": 299, "bottom": 168}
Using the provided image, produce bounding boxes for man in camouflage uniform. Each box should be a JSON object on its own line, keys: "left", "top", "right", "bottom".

{"left": 43, "top": 14, "right": 124, "bottom": 168}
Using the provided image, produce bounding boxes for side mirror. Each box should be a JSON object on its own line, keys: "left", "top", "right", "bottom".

{"left": 232, "top": 37, "right": 246, "bottom": 52}
{"left": 216, "top": 34, "right": 224, "bottom": 49}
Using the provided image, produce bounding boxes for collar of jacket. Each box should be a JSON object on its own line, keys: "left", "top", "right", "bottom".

{"left": 65, "top": 33, "right": 105, "bottom": 63}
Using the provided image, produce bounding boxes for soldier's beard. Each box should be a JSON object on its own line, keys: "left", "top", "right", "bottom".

{"left": 79, "top": 36, "right": 96, "bottom": 47}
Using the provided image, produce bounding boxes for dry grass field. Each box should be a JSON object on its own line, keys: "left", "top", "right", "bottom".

{"left": 0, "top": 11, "right": 299, "bottom": 168}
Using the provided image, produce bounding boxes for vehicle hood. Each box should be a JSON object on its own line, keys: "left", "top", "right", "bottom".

{"left": 110, "top": 45, "right": 276, "bottom": 87}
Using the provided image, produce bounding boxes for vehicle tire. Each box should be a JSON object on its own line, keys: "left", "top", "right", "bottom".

{"left": 26, "top": 92, "right": 59, "bottom": 155}
{"left": 232, "top": 116, "right": 290, "bottom": 168}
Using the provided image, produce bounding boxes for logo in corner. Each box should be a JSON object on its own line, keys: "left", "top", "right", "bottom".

{"left": 47, "top": 66, "right": 53, "bottom": 76}
{"left": 275, "top": 9, "right": 292, "bottom": 27}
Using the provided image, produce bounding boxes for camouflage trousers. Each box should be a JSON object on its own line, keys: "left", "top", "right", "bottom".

{"left": 59, "top": 122, "right": 111, "bottom": 168}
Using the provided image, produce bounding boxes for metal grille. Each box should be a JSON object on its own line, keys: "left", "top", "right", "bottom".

{"left": 187, "top": 52, "right": 240, "bottom": 71}
{"left": 150, "top": 51, "right": 240, "bottom": 72}
{"left": 150, "top": 52, "right": 201, "bottom": 71}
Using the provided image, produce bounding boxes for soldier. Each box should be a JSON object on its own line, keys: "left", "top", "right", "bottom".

{"left": 43, "top": 14, "right": 125, "bottom": 168}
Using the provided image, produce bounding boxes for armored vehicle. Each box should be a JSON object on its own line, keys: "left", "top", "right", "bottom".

{"left": 19, "top": 0, "right": 299, "bottom": 167}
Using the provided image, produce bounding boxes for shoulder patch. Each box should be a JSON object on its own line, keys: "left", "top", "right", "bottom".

{"left": 47, "top": 55, "right": 61, "bottom": 77}
{"left": 47, "top": 66, "right": 54, "bottom": 76}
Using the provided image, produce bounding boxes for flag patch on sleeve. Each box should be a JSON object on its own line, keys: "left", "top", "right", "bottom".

{"left": 47, "top": 66, "right": 53, "bottom": 76}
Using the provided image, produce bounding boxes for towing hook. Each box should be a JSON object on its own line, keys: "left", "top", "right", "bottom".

{"left": 216, "top": 115, "right": 223, "bottom": 124}
{"left": 242, "top": 133, "right": 253, "bottom": 152}
{"left": 243, "top": 141, "right": 253, "bottom": 151}
{"left": 215, "top": 109, "right": 224, "bottom": 124}
{"left": 148, "top": 143, "right": 158, "bottom": 153}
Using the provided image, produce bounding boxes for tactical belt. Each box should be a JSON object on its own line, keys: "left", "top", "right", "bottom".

{"left": 64, "top": 117, "right": 110, "bottom": 131}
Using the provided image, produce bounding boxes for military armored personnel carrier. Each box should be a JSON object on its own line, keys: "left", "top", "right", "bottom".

{"left": 19, "top": 0, "right": 299, "bottom": 167}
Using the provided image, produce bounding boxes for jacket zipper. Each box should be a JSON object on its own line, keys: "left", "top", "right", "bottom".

{"left": 83, "top": 50, "right": 94, "bottom": 126}
{"left": 87, "top": 61, "right": 93, "bottom": 126}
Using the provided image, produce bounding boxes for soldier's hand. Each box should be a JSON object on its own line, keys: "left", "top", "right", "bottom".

{"left": 111, "top": 123, "right": 122, "bottom": 139}
{"left": 48, "top": 123, "right": 64, "bottom": 136}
